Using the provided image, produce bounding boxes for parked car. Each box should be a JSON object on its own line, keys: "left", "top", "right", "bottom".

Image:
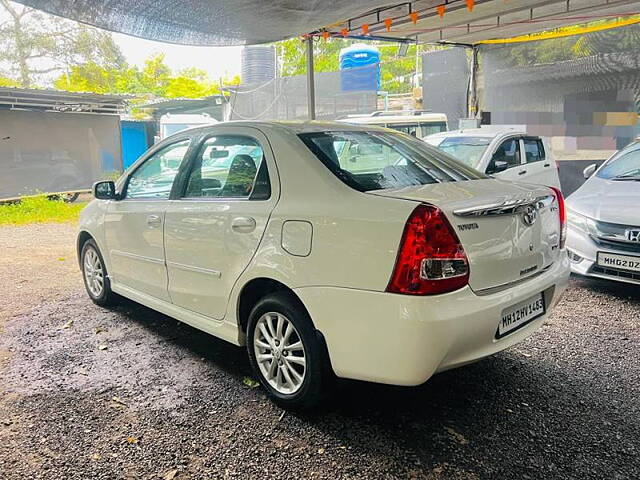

{"left": 339, "top": 111, "right": 448, "bottom": 139}
{"left": 79, "top": 121, "right": 570, "bottom": 408}
{"left": 566, "top": 140, "right": 640, "bottom": 284}
{"left": 425, "top": 129, "right": 561, "bottom": 189}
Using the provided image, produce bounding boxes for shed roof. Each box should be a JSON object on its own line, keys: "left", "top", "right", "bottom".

{"left": 13, "top": 0, "right": 640, "bottom": 46}
{"left": 0, "top": 87, "right": 128, "bottom": 114}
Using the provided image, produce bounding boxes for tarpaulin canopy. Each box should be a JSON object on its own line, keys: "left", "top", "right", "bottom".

{"left": 13, "top": 0, "right": 640, "bottom": 46}
{"left": 11, "top": 0, "right": 382, "bottom": 45}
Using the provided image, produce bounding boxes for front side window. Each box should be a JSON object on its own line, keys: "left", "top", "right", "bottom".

{"left": 597, "top": 143, "right": 640, "bottom": 180}
{"left": 299, "top": 130, "right": 486, "bottom": 192}
{"left": 488, "top": 138, "right": 521, "bottom": 172}
{"left": 523, "top": 138, "right": 545, "bottom": 163}
{"left": 437, "top": 136, "right": 491, "bottom": 169}
{"left": 183, "top": 135, "right": 267, "bottom": 198}
{"left": 125, "top": 139, "right": 190, "bottom": 199}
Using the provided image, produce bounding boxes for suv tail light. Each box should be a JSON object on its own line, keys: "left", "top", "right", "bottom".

{"left": 387, "top": 204, "right": 469, "bottom": 295}
{"left": 550, "top": 186, "right": 566, "bottom": 249}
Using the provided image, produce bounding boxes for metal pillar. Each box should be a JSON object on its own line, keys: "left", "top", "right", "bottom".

{"left": 468, "top": 45, "right": 478, "bottom": 119}
{"left": 306, "top": 35, "right": 316, "bottom": 120}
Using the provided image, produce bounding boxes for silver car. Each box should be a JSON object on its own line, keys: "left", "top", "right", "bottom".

{"left": 566, "top": 141, "right": 640, "bottom": 284}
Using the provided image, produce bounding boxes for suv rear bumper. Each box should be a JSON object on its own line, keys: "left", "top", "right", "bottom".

{"left": 295, "top": 255, "right": 569, "bottom": 386}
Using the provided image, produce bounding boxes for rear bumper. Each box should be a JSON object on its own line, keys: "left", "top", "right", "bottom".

{"left": 567, "top": 226, "right": 640, "bottom": 285}
{"left": 295, "top": 255, "right": 569, "bottom": 386}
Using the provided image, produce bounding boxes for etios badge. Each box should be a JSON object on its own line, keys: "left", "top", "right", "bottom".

{"left": 522, "top": 205, "right": 537, "bottom": 226}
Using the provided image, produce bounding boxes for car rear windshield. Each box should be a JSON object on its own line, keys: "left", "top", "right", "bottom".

{"left": 437, "top": 136, "right": 491, "bottom": 169}
{"left": 298, "top": 130, "right": 486, "bottom": 192}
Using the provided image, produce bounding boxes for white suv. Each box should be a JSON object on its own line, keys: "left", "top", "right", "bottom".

{"left": 79, "top": 121, "right": 569, "bottom": 408}
{"left": 426, "top": 129, "right": 561, "bottom": 189}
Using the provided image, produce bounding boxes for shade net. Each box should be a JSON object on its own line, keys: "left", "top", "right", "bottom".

{"left": 13, "top": 0, "right": 378, "bottom": 46}
{"left": 477, "top": 23, "right": 640, "bottom": 160}
{"left": 229, "top": 68, "right": 378, "bottom": 121}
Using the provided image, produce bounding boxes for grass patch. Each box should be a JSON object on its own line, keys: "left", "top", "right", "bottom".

{"left": 0, "top": 196, "right": 86, "bottom": 226}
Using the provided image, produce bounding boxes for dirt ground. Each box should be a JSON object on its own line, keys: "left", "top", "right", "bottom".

{"left": 0, "top": 222, "right": 638, "bottom": 479}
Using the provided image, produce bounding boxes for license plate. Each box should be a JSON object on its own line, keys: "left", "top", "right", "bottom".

{"left": 497, "top": 293, "right": 545, "bottom": 339}
{"left": 597, "top": 252, "right": 640, "bottom": 273}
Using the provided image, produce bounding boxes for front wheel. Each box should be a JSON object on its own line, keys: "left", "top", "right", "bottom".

{"left": 247, "top": 292, "right": 325, "bottom": 409}
{"left": 81, "top": 239, "right": 118, "bottom": 307}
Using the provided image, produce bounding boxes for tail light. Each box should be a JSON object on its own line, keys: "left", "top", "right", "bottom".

{"left": 387, "top": 204, "right": 469, "bottom": 295}
{"left": 550, "top": 186, "right": 566, "bottom": 249}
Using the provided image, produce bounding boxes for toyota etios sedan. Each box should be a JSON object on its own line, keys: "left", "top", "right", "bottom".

{"left": 79, "top": 121, "right": 569, "bottom": 408}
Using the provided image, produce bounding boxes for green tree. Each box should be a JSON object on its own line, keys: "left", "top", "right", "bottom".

{"left": 0, "top": 0, "right": 126, "bottom": 87}
{"left": 0, "top": 75, "right": 19, "bottom": 87}
{"left": 54, "top": 52, "right": 241, "bottom": 101}
{"left": 275, "top": 37, "right": 421, "bottom": 94}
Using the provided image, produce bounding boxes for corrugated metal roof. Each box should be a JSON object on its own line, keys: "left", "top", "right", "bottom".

{"left": 0, "top": 87, "right": 129, "bottom": 114}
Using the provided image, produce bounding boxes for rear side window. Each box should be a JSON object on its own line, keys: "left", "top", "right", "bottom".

{"left": 182, "top": 135, "right": 268, "bottom": 199}
{"left": 298, "top": 130, "right": 486, "bottom": 192}
{"left": 523, "top": 138, "right": 545, "bottom": 163}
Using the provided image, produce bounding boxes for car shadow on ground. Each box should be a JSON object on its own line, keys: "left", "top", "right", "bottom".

{"left": 570, "top": 273, "right": 640, "bottom": 303}
{"left": 106, "top": 289, "right": 638, "bottom": 479}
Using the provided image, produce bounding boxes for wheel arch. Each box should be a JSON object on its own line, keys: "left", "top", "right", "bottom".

{"left": 236, "top": 277, "right": 311, "bottom": 335}
{"left": 76, "top": 230, "right": 95, "bottom": 268}
{"left": 236, "top": 276, "right": 335, "bottom": 379}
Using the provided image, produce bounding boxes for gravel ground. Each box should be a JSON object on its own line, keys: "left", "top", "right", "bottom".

{"left": 0, "top": 223, "right": 638, "bottom": 480}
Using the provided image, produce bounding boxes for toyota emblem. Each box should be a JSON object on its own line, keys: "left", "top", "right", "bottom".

{"left": 522, "top": 205, "right": 537, "bottom": 226}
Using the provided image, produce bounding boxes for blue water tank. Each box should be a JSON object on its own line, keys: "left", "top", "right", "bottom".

{"left": 339, "top": 44, "right": 381, "bottom": 92}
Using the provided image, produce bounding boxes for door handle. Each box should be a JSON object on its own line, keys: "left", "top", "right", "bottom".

{"left": 231, "top": 216, "right": 256, "bottom": 233}
{"left": 146, "top": 214, "right": 162, "bottom": 227}
{"left": 518, "top": 170, "right": 527, "bottom": 175}
{"left": 543, "top": 163, "right": 551, "bottom": 167}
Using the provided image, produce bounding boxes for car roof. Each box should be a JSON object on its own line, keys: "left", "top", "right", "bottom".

{"left": 340, "top": 113, "right": 448, "bottom": 125}
{"left": 175, "top": 120, "right": 392, "bottom": 135}
{"left": 427, "top": 128, "right": 527, "bottom": 139}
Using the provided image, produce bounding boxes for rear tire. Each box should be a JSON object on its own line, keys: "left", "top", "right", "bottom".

{"left": 247, "top": 291, "right": 325, "bottom": 409}
{"left": 81, "top": 239, "right": 118, "bottom": 307}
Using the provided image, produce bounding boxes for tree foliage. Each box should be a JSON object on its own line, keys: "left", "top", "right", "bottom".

{"left": 0, "top": 0, "right": 240, "bottom": 100}
{"left": 494, "top": 18, "right": 640, "bottom": 67}
{"left": 54, "top": 53, "right": 240, "bottom": 98}
{"left": 0, "top": 0, "right": 126, "bottom": 88}
{"left": 275, "top": 37, "right": 421, "bottom": 94}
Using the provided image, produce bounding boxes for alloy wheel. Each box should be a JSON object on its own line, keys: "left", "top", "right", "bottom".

{"left": 253, "top": 312, "right": 306, "bottom": 394}
{"left": 83, "top": 247, "right": 104, "bottom": 298}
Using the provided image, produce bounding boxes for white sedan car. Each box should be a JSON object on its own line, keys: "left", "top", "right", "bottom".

{"left": 79, "top": 121, "right": 569, "bottom": 408}
{"left": 425, "top": 129, "right": 561, "bottom": 189}
{"left": 567, "top": 140, "right": 640, "bottom": 284}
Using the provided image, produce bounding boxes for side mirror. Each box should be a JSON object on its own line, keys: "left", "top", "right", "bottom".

{"left": 487, "top": 160, "right": 508, "bottom": 174}
{"left": 583, "top": 163, "right": 597, "bottom": 179}
{"left": 93, "top": 180, "right": 116, "bottom": 200}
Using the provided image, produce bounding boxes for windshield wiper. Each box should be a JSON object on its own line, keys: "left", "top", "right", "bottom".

{"left": 611, "top": 174, "right": 640, "bottom": 181}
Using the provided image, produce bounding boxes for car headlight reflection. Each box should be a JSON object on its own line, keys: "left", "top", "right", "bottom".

{"left": 567, "top": 209, "right": 596, "bottom": 235}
